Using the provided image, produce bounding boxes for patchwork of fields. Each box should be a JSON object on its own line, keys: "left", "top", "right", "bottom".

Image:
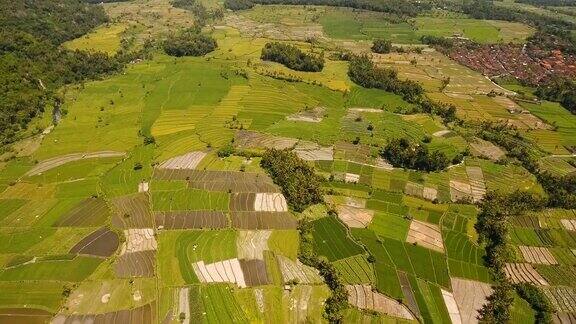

{"left": 1, "top": 0, "right": 575, "bottom": 323}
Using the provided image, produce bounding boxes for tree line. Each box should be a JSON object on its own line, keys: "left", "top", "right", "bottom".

{"left": 347, "top": 55, "right": 457, "bottom": 122}
{"left": 225, "top": 0, "right": 425, "bottom": 16}
{"left": 261, "top": 42, "right": 324, "bottom": 72}
{"left": 535, "top": 77, "right": 576, "bottom": 115}
{"left": 0, "top": 0, "right": 135, "bottom": 147}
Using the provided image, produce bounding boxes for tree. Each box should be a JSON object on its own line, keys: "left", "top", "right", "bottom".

{"left": 164, "top": 30, "right": 217, "bottom": 57}
{"left": 380, "top": 138, "right": 449, "bottom": 171}
{"left": 261, "top": 42, "right": 324, "bottom": 72}
{"left": 371, "top": 39, "right": 392, "bottom": 54}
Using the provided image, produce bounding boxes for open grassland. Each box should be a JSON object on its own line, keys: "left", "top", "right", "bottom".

{"left": 63, "top": 23, "right": 128, "bottom": 55}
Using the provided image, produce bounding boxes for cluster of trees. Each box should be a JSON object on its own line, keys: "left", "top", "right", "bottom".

{"left": 479, "top": 122, "right": 576, "bottom": 208}
{"left": 475, "top": 191, "right": 546, "bottom": 322}
{"left": 380, "top": 138, "right": 449, "bottom": 172}
{"left": 420, "top": 35, "right": 455, "bottom": 48}
{"left": 536, "top": 77, "right": 576, "bottom": 114}
{"left": 515, "top": 283, "right": 554, "bottom": 323}
{"left": 298, "top": 218, "right": 349, "bottom": 322}
{"left": 261, "top": 42, "right": 324, "bottom": 72}
{"left": 348, "top": 55, "right": 423, "bottom": 102}
{"left": 224, "top": 0, "right": 425, "bottom": 16}
{"left": 163, "top": 29, "right": 217, "bottom": 57}
{"left": 0, "top": 0, "right": 128, "bottom": 146}
{"left": 371, "top": 39, "right": 392, "bottom": 54}
{"left": 260, "top": 148, "right": 324, "bottom": 212}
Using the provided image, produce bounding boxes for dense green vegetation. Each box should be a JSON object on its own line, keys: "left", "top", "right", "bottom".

{"left": 261, "top": 149, "right": 324, "bottom": 212}
{"left": 515, "top": 283, "right": 554, "bottom": 324}
{"left": 0, "top": 0, "right": 125, "bottom": 146}
{"left": 163, "top": 29, "right": 217, "bottom": 57}
{"left": 371, "top": 39, "right": 392, "bottom": 54}
{"left": 261, "top": 42, "right": 324, "bottom": 72}
{"left": 224, "top": 0, "right": 255, "bottom": 10}
{"left": 381, "top": 138, "right": 449, "bottom": 172}
{"left": 536, "top": 77, "right": 576, "bottom": 115}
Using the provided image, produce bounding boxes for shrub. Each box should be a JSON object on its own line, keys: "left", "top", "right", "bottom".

{"left": 371, "top": 39, "right": 392, "bottom": 54}
{"left": 380, "top": 138, "right": 449, "bottom": 171}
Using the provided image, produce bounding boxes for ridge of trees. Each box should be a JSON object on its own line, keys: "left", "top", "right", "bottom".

{"left": 163, "top": 29, "right": 217, "bottom": 57}
{"left": 260, "top": 148, "right": 324, "bottom": 212}
{"left": 224, "top": 0, "right": 425, "bottom": 16}
{"left": 475, "top": 191, "right": 547, "bottom": 322}
{"left": 371, "top": 39, "right": 392, "bottom": 54}
{"left": 261, "top": 42, "right": 324, "bottom": 72}
{"left": 347, "top": 55, "right": 457, "bottom": 122}
{"left": 380, "top": 138, "right": 450, "bottom": 172}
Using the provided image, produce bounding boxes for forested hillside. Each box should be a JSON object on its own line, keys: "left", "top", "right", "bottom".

{"left": 0, "top": 0, "right": 120, "bottom": 147}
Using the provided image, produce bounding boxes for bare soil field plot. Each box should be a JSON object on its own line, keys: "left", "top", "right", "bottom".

{"left": 553, "top": 312, "right": 576, "bottom": 324}
{"left": 398, "top": 271, "right": 421, "bottom": 318}
{"left": 177, "top": 287, "right": 190, "bottom": 324}
{"left": 286, "top": 107, "right": 325, "bottom": 123}
{"left": 336, "top": 205, "right": 374, "bottom": 228}
{"left": 192, "top": 258, "right": 247, "bottom": 288}
{"left": 466, "top": 167, "right": 486, "bottom": 202}
{"left": 111, "top": 193, "right": 153, "bottom": 229}
{"left": 155, "top": 211, "right": 228, "bottom": 229}
{"left": 234, "top": 130, "right": 297, "bottom": 150}
{"left": 230, "top": 193, "right": 256, "bottom": 211}
{"left": 0, "top": 308, "right": 53, "bottom": 324}
{"left": 237, "top": 230, "right": 271, "bottom": 260}
{"left": 231, "top": 211, "right": 297, "bottom": 229}
{"left": 121, "top": 229, "right": 157, "bottom": 255}
{"left": 277, "top": 255, "right": 322, "bottom": 284}
{"left": 519, "top": 246, "right": 558, "bottom": 265}
{"left": 406, "top": 220, "right": 445, "bottom": 253}
{"left": 469, "top": 138, "right": 506, "bottom": 161}
{"left": 451, "top": 278, "right": 493, "bottom": 324}
{"left": 240, "top": 259, "right": 271, "bottom": 286}
{"left": 345, "top": 173, "right": 360, "bottom": 183}
{"left": 504, "top": 263, "right": 549, "bottom": 285}
{"left": 52, "top": 302, "right": 155, "bottom": 324}
{"left": 25, "top": 151, "right": 126, "bottom": 177}
{"left": 561, "top": 219, "right": 576, "bottom": 231}
{"left": 114, "top": 250, "right": 156, "bottom": 278}
{"left": 70, "top": 227, "right": 119, "bottom": 257}
{"left": 450, "top": 180, "right": 473, "bottom": 202}
{"left": 433, "top": 129, "right": 452, "bottom": 137}
{"left": 346, "top": 284, "right": 415, "bottom": 320}
{"left": 254, "top": 193, "right": 288, "bottom": 212}
{"left": 294, "top": 142, "right": 334, "bottom": 161}
{"left": 54, "top": 197, "right": 110, "bottom": 227}
{"left": 442, "top": 289, "right": 462, "bottom": 324}
{"left": 157, "top": 151, "right": 206, "bottom": 170}
{"left": 542, "top": 286, "right": 576, "bottom": 313}
{"left": 138, "top": 182, "right": 149, "bottom": 193}
{"left": 184, "top": 170, "right": 278, "bottom": 192}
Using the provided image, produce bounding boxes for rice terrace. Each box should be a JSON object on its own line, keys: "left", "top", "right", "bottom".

{"left": 1, "top": 0, "right": 576, "bottom": 323}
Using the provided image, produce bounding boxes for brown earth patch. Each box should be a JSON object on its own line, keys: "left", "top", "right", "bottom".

{"left": 234, "top": 130, "right": 297, "bottom": 150}
{"left": 114, "top": 250, "right": 156, "bottom": 278}
{"left": 237, "top": 230, "right": 271, "bottom": 260}
{"left": 346, "top": 284, "right": 415, "bottom": 320}
{"left": 254, "top": 193, "right": 288, "bottom": 212}
{"left": 441, "top": 289, "right": 462, "bottom": 324}
{"left": 240, "top": 259, "right": 271, "bottom": 286}
{"left": 450, "top": 180, "right": 473, "bottom": 202}
{"left": 466, "top": 166, "right": 486, "bottom": 203}
{"left": 192, "top": 258, "right": 247, "bottom": 288}
{"left": 406, "top": 220, "right": 444, "bottom": 253}
{"left": 54, "top": 197, "right": 110, "bottom": 227}
{"left": 504, "top": 263, "right": 549, "bottom": 285}
{"left": 52, "top": 302, "right": 155, "bottom": 324}
{"left": 121, "top": 229, "right": 157, "bottom": 254}
{"left": 469, "top": 138, "right": 506, "bottom": 161}
{"left": 561, "top": 219, "right": 576, "bottom": 231}
{"left": 286, "top": 107, "right": 325, "bottom": 123}
{"left": 518, "top": 246, "right": 558, "bottom": 265}
{"left": 451, "top": 278, "right": 493, "bottom": 324}
{"left": 276, "top": 255, "right": 322, "bottom": 284}
{"left": 294, "top": 142, "right": 333, "bottom": 161}
{"left": 70, "top": 227, "right": 119, "bottom": 257}
{"left": 155, "top": 211, "right": 228, "bottom": 229}
{"left": 111, "top": 193, "right": 153, "bottom": 229}
{"left": 185, "top": 170, "right": 278, "bottom": 193}
{"left": 231, "top": 211, "right": 297, "bottom": 230}
{"left": 229, "top": 192, "right": 256, "bottom": 211}
{"left": 0, "top": 308, "right": 52, "bottom": 324}
{"left": 398, "top": 271, "right": 421, "bottom": 318}
{"left": 336, "top": 205, "right": 373, "bottom": 228}
{"left": 157, "top": 151, "right": 206, "bottom": 170}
